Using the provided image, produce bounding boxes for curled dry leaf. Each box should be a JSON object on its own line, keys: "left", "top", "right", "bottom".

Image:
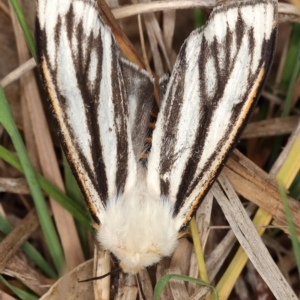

{"left": 40, "top": 259, "right": 94, "bottom": 300}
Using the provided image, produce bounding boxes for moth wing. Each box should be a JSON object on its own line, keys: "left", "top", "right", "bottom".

{"left": 147, "top": 0, "right": 277, "bottom": 230}
{"left": 36, "top": 0, "right": 153, "bottom": 224}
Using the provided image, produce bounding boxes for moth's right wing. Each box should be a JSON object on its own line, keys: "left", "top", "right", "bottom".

{"left": 147, "top": 0, "right": 277, "bottom": 231}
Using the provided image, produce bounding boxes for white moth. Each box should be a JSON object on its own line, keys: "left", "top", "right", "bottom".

{"left": 36, "top": 0, "right": 277, "bottom": 273}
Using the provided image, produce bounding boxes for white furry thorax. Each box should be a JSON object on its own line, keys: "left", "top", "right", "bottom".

{"left": 96, "top": 186, "right": 178, "bottom": 273}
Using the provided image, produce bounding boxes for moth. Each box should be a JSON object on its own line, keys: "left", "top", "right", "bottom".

{"left": 36, "top": 0, "right": 277, "bottom": 273}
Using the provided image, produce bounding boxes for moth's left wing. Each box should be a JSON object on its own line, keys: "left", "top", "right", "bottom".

{"left": 36, "top": 0, "right": 153, "bottom": 225}
{"left": 147, "top": 0, "right": 277, "bottom": 231}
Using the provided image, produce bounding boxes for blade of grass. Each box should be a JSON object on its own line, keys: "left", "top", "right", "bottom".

{"left": 0, "top": 145, "right": 90, "bottom": 227}
{"left": 278, "top": 184, "right": 300, "bottom": 277}
{"left": 8, "top": 0, "right": 36, "bottom": 61}
{"left": 268, "top": 24, "right": 300, "bottom": 168}
{"left": 190, "top": 217, "right": 213, "bottom": 300}
{"left": 0, "top": 86, "right": 64, "bottom": 273}
{"left": 280, "top": 24, "right": 300, "bottom": 91}
{"left": 289, "top": 170, "right": 300, "bottom": 199}
{"left": 0, "top": 215, "right": 57, "bottom": 278}
{"left": 154, "top": 274, "right": 218, "bottom": 300}
{"left": 190, "top": 217, "right": 208, "bottom": 283}
{"left": 276, "top": 135, "right": 300, "bottom": 187}
{"left": 0, "top": 275, "right": 38, "bottom": 300}
{"left": 63, "top": 153, "right": 90, "bottom": 259}
{"left": 194, "top": 8, "right": 206, "bottom": 28}
{"left": 281, "top": 31, "right": 300, "bottom": 117}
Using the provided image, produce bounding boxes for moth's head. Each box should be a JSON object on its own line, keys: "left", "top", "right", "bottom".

{"left": 96, "top": 193, "right": 179, "bottom": 273}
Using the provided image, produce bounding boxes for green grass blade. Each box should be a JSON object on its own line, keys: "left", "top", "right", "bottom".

{"left": 289, "top": 170, "right": 300, "bottom": 200}
{"left": 267, "top": 24, "right": 300, "bottom": 169}
{"left": 9, "top": 0, "right": 37, "bottom": 61}
{"left": 194, "top": 8, "right": 206, "bottom": 28}
{"left": 63, "top": 153, "right": 90, "bottom": 259}
{"left": 281, "top": 37, "right": 300, "bottom": 117}
{"left": 154, "top": 274, "right": 218, "bottom": 300}
{"left": 278, "top": 184, "right": 300, "bottom": 277}
{"left": 280, "top": 24, "right": 300, "bottom": 90}
{"left": 0, "top": 215, "right": 57, "bottom": 278}
{"left": 0, "top": 145, "right": 91, "bottom": 227}
{"left": 0, "top": 275, "right": 39, "bottom": 300}
{"left": 190, "top": 217, "right": 208, "bottom": 282}
{"left": 0, "top": 86, "right": 64, "bottom": 273}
